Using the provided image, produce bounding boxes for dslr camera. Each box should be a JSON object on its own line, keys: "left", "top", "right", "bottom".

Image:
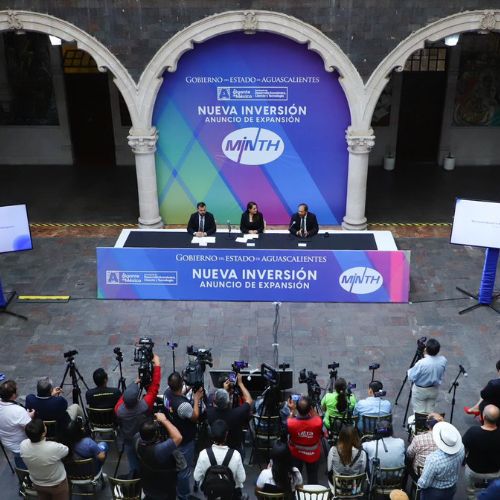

{"left": 134, "top": 337, "right": 155, "bottom": 388}
{"left": 417, "top": 336, "right": 427, "bottom": 354}
{"left": 184, "top": 345, "right": 213, "bottom": 391}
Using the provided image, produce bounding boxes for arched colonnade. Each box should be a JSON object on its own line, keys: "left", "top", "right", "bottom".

{"left": 1, "top": 9, "right": 499, "bottom": 228}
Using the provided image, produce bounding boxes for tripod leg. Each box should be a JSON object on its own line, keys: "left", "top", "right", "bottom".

{"left": 0, "top": 441, "right": 15, "bottom": 474}
{"left": 402, "top": 384, "right": 413, "bottom": 428}
{"left": 114, "top": 442, "right": 125, "bottom": 478}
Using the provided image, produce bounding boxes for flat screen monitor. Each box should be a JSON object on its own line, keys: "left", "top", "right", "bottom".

{"left": 0, "top": 204, "right": 33, "bottom": 254}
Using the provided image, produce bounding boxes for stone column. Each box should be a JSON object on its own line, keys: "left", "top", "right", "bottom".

{"left": 342, "top": 127, "right": 375, "bottom": 231}
{"left": 128, "top": 129, "right": 164, "bottom": 228}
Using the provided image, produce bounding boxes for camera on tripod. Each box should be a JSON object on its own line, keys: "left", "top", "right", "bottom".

{"left": 298, "top": 368, "right": 322, "bottom": 402}
{"left": 184, "top": 345, "right": 213, "bottom": 391}
{"left": 417, "top": 336, "right": 427, "bottom": 355}
{"left": 134, "top": 337, "right": 155, "bottom": 388}
{"left": 64, "top": 350, "right": 78, "bottom": 361}
{"left": 113, "top": 347, "right": 123, "bottom": 362}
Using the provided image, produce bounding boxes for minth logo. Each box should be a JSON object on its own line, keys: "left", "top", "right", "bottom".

{"left": 339, "top": 267, "right": 383, "bottom": 294}
{"left": 222, "top": 127, "right": 284, "bottom": 165}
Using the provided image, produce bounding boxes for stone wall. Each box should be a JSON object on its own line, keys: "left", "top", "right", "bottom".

{"left": 1, "top": 0, "right": 499, "bottom": 81}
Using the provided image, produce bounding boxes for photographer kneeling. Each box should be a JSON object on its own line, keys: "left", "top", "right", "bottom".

{"left": 207, "top": 374, "right": 253, "bottom": 455}
{"left": 164, "top": 371, "right": 204, "bottom": 500}
{"left": 115, "top": 353, "right": 161, "bottom": 475}
{"left": 136, "top": 413, "right": 183, "bottom": 500}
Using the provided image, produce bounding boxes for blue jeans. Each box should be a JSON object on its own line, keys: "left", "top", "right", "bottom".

{"left": 421, "top": 486, "right": 456, "bottom": 500}
{"left": 177, "top": 440, "right": 195, "bottom": 500}
{"left": 13, "top": 452, "right": 27, "bottom": 469}
{"left": 124, "top": 440, "right": 140, "bottom": 475}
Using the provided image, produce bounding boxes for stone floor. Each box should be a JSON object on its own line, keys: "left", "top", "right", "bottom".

{"left": 1, "top": 233, "right": 499, "bottom": 498}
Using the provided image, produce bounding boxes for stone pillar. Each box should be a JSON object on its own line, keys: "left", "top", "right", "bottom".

{"left": 342, "top": 127, "right": 375, "bottom": 231}
{"left": 128, "top": 129, "right": 164, "bottom": 228}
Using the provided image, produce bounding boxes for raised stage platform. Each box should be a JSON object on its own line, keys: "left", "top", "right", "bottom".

{"left": 97, "top": 229, "right": 409, "bottom": 303}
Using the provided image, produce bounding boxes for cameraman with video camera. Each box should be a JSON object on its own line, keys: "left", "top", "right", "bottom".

{"left": 164, "top": 371, "right": 204, "bottom": 500}
{"left": 407, "top": 338, "right": 447, "bottom": 414}
{"left": 207, "top": 372, "right": 253, "bottom": 455}
{"left": 136, "top": 412, "right": 183, "bottom": 500}
{"left": 115, "top": 343, "right": 161, "bottom": 475}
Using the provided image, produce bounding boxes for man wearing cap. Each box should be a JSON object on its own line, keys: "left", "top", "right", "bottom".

{"left": 206, "top": 373, "right": 253, "bottom": 454}
{"left": 417, "top": 421, "right": 464, "bottom": 499}
{"left": 462, "top": 404, "right": 500, "bottom": 499}
{"left": 406, "top": 413, "right": 444, "bottom": 478}
{"left": 115, "top": 353, "right": 161, "bottom": 474}
{"left": 407, "top": 338, "right": 447, "bottom": 414}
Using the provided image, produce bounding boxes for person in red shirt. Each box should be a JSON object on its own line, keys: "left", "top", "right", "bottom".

{"left": 287, "top": 396, "right": 323, "bottom": 484}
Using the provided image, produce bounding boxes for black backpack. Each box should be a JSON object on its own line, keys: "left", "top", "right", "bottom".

{"left": 201, "top": 447, "right": 236, "bottom": 499}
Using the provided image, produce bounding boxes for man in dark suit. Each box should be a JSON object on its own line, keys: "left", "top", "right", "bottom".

{"left": 289, "top": 203, "right": 319, "bottom": 238}
{"left": 187, "top": 202, "right": 216, "bottom": 236}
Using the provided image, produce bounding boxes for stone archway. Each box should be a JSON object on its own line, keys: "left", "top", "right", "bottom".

{"left": 135, "top": 10, "right": 366, "bottom": 229}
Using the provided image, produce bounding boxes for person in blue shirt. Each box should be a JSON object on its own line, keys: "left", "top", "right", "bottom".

{"left": 407, "top": 339, "right": 447, "bottom": 414}
{"left": 353, "top": 380, "right": 391, "bottom": 432}
{"left": 478, "top": 479, "right": 500, "bottom": 499}
{"left": 64, "top": 419, "right": 108, "bottom": 473}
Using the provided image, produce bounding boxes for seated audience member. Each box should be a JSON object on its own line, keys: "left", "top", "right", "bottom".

{"left": 353, "top": 380, "right": 391, "bottom": 431}
{"left": 115, "top": 353, "right": 161, "bottom": 475}
{"left": 417, "top": 421, "right": 464, "bottom": 499}
{"left": 240, "top": 201, "right": 265, "bottom": 234}
{"left": 462, "top": 404, "right": 500, "bottom": 499}
{"left": 136, "top": 413, "right": 183, "bottom": 500}
{"left": 465, "top": 359, "right": 500, "bottom": 416}
{"left": 256, "top": 441, "right": 303, "bottom": 499}
{"left": 478, "top": 478, "right": 500, "bottom": 499}
{"left": 0, "top": 379, "right": 34, "bottom": 468}
{"left": 64, "top": 419, "right": 108, "bottom": 473}
{"left": 327, "top": 425, "right": 367, "bottom": 478}
{"left": 207, "top": 373, "right": 253, "bottom": 454}
{"left": 321, "top": 378, "right": 357, "bottom": 429}
{"left": 85, "top": 368, "right": 121, "bottom": 409}
{"left": 194, "top": 419, "right": 246, "bottom": 499}
{"left": 20, "top": 418, "right": 69, "bottom": 499}
{"left": 287, "top": 396, "right": 323, "bottom": 484}
{"left": 26, "top": 377, "right": 83, "bottom": 431}
{"left": 362, "top": 420, "right": 405, "bottom": 475}
{"left": 406, "top": 413, "right": 443, "bottom": 477}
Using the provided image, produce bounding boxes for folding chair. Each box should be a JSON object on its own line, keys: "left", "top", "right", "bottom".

{"left": 64, "top": 457, "right": 104, "bottom": 497}
{"left": 328, "top": 472, "right": 367, "bottom": 499}
{"left": 108, "top": 476, "right": 142, "bottom": 500}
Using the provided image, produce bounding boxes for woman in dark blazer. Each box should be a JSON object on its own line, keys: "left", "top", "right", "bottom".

{"left": 240, "top": 201, "right": 265, "bottom": 234}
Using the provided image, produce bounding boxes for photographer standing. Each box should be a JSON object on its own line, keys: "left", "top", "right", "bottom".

{"left": 136, "top": 413, "right": 183, "bottom": 500}
{"left": 115, "top": 353, "right": 161, "bottom": 475}
{"left": 207, "top": 374, "right": 253, "bottom": 455}
{"left": 407, "top": 338, "right": 447, "bottom": 414}
{"left": 164, "top": 371, "right": 204, "bottom": 500}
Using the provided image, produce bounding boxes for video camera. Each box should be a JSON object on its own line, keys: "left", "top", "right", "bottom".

{"left": 134, "top": 337, "right": 155, "bottom": 388}
{"left": 184, "top": 345, "right": 213, "bottom": 391}
{"left": 228, "top": 360, "right": 249, "bottom": 385}
{"left": 417, "top": 336, "right": 427, "bottom": 355}
{"left": 64, "top": 350, "right": 78, "bottom": 361}
{"left": 299, "top": 368, "right": 322, "bottom": 403}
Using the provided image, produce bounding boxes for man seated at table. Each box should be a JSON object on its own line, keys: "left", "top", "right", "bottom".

{"left": 288, "top": 203, "right": 318, "bottom": 238}
{"left": 187, "top": 202, "right": 216, "bottom": 237}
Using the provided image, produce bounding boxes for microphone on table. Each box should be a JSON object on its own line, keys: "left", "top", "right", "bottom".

{"left": 459, "top": 364, "right": 468, "bottom": 377}
{"left": 226, "top": 220, "right": 233, "bottom": 239}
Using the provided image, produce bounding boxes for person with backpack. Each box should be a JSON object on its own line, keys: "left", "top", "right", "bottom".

{"left": 194, "top": 419, "right": 246, "bottom": 500}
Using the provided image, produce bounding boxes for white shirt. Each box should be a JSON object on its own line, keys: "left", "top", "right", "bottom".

{"left": 407, "top": 355, "right": 447, "bottom": 387}
{"left": 256, "top": 466, "right": 303, "bottom": 490}
{"left": 194, "top": 444, "right": 246, "bottom": 489}
{"left": 0, "top": 401, "right": 32, "bottom": 453}
{"left": 20, "top": 439, "right": 68, "bottom": 486}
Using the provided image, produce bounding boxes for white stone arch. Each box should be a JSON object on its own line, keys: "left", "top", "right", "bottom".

{"left": 137, "top": 10, "right": 365, "bottom": 131}
{"left": 0, "top": 10, "right": 139, "bottom": 129}
{"left": 364, "top": 10, "right": 500, "bottom": 129}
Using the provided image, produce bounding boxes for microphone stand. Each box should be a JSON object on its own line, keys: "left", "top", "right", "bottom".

{"left": 167, "top": 341, "right": 178, "bottom": 372}
{"left": 448, "top": 365, "right": 466, "bottom": 424}
{"left": 226, "top": 220, "right": 233, "bottom": 240}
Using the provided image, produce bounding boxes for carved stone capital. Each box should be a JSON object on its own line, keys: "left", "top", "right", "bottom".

{"left": 479, "top": 10, "right": 497, "bottom": 33}
{"left": 345, "top": 128, "right": 375, "bottom": 154}
{"left": 128, "top": 131, "right": 158, "bottom": 154}
{"left": 7, "top": 10, "right": 23, "bottom": 31}
{"left": 243, "top": 11, "right": 258, "bottom": 34}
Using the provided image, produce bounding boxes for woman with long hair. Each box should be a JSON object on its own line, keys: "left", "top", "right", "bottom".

{"left": 327, "top": 425, "right": 366, "bottom": 477}
{"left": 321, "top": 377, "right": 357, "bottom": 430}
{"left": 256, "top": 441, "right": 303, "bottom": 499}
{"left": 240, "top": 201, "right": 265, "bottom": 234}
